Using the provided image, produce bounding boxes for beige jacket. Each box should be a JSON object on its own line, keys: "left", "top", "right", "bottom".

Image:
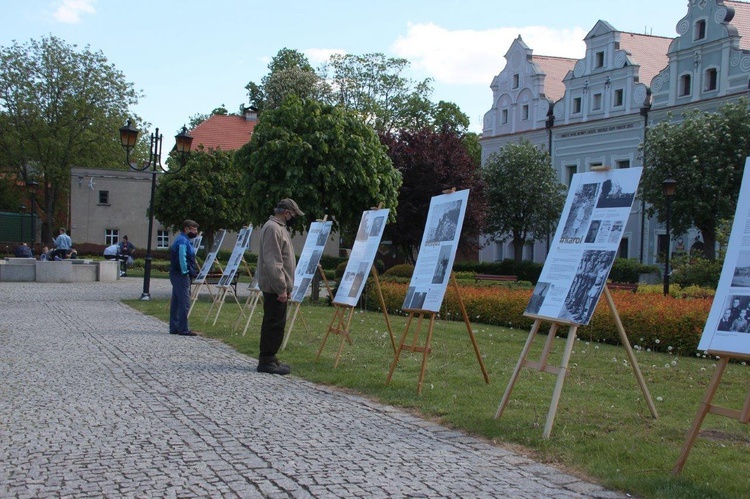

{"left": 256, "top": 215, "right": 296, "bottom": 295}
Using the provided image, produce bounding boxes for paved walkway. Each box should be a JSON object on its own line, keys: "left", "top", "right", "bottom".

{"left": 0, "top": 279, "right": 623, "bottom": 498}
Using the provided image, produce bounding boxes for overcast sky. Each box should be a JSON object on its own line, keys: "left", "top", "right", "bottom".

{"left": 3, "top": 0, "right": 689, "bottom": 150}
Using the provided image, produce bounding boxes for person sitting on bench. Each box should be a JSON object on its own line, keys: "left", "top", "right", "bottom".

{"left": 103, "top": 243, "right": 128, "bottom": 275}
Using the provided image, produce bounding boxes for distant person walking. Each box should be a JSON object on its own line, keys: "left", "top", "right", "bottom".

{"left": 169, "top": 220, "right": 199, "bottom": 337}
{"left": 255, "top": 198, "right": 304, "bottom": 375}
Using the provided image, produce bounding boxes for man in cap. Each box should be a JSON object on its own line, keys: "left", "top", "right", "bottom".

{"left": 255, "top": 198, "right": 304, "bottom": 375}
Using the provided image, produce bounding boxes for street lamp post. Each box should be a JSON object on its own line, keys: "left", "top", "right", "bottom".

{"left": 119, "top": 120, "right": 193, "bottom": 300}
{"left": 19, "top": 204, "right": 26, "bottom": 246}
{"left": 26, "top": 180, "right": 39, "bottom": 250}
{"left": 662, "top": 178, "right": 677, "bottom": 297}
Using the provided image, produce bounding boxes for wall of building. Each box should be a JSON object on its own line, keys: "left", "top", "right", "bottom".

{"left": 480, "top": 0, "right": 750, "bottom": 265}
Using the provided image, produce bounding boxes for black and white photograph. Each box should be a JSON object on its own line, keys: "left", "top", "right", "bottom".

{"left": 216, "top": 226, "right": 253, "bottom": 289}
{"left": 699, "top": 157, "right": 750, "bottom": 355}
{"left": 305, "top": 250, "right": 322, "bottom": 274}
{"left": 731, "top": 250, "right": 750, "bottom": 287}
{"left": 561, "top": 183, "right": 598, "bottom": 240}
{"left": 431, "top": 245, "right": 451, "bottom": 284}
{"left": 596, "top": 178, "right": 636, "bottom": 208}
{"left": 315, "top": 227, "right": 330, "bottom": 247}
{"left": 561, "top": 250, "right": 616, "bottom": 324}
{"left": 370, "top": 216, "right": 385, "bottom": 237}
{"left": 404, "top": 190, "right": 469, "bottom": 313}
{"left": 355, "top": 214, "right": 372, "bottom": 242}
{"left": 584, "top": 220, "right": 601, "bottom": 244}
{"left": 292, "top": 278, "right": 311, "bottom": 303}
{"left": 426, "top": 199, "right": 463, "bottom": 243}
{"left": 530, "top": 168, "right": 642, "bottom": 325}
{"left": 347, "top": 262, "right": 369, "bottom": 298}
{"left": 526, "top": 281, "right": 551, "bottom": 315}
{"left": 333, "top": 209, "right": 389, "bottom": 307}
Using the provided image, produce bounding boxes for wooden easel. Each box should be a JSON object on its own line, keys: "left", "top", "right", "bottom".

{"left": 673, "top": 351, "right": 750, "bottom": 474}
{"left": 386, "top": 273, "right": 490, "bottom": 395}
{"left": 188, "top": 259, "right": 225, "bottom": 316}
{"left": 495, "top": 285, "right": 658, "bottom": 438}
{"left": 316, "top": 265, "right": 397, "bottom": 367}
{"left": 281, "top": 264, "right": 334, "bottom": 349}
{"left": 204, "top": 256, "right": 253, "bottom": 326}
{"left": 236, "top": 284, "right": 263, "bottom": 336}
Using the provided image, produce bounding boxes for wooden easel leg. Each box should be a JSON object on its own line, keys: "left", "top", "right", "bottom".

{"left": 386, "top": 312, "right": 415, "bottom": 385}
{"left": 741, "top": 390, "right": 750, "bottom": 424}
{"left": 204, "top": 288, "right": 223, "bottom": 323}
{"left": 416, "top": 313, "right": 436, "bottom": 395}
{"left": 496, "top": 319, "right": 542, "bottom": 419}
{"left": 281, "top": 302, "right": 301, "bottom": 350}
{"left": 316, "top": 305, "right": 343, "bottom": 361}
{"left": 241, "top": 293, "right": 261, "bottom": 337}
{"left": 451, "top": 273, "right": 489, "bottom": 383}
{"left": 672, "top": 356, "right": 729, "bottom": 475}
{"left": 603, "top": 286, "right": 658, "bottom": 418}
{"left": 543, "top": 325, "right": 578, "bottom": 439}
{"left": 370, "top": 267, "right": 397, "bottom": 353}
{"left": 333, "top": 307, "right": 356, "bottom": 368}
{"left": 212, "top": 289, "right": 231, "bottom": 326}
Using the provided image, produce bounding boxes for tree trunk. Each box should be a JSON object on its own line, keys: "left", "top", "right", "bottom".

{"left": 513, "top": 238, "right": 525, "bottom": 264}
{"left": 700, "top": 226, "right": 717, "bottom": 260}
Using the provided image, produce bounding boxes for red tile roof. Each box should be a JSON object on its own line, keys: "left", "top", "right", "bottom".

{"left": 188, "top": 114, "right": 256, "bottom": 151}
{"left": 618, "top": 32, "right": 673, "bottom": 86}
{"left": 532, "top": 55, "right": 577, "bottom": 102}
{"left": 727, "top": 1, "right": 750, "bottom": 49}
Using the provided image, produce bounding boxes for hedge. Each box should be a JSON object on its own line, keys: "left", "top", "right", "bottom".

{"left": 364, "top": 280, "right": 711, "bottom": 356}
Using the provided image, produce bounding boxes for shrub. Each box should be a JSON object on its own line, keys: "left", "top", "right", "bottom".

{"left": 453, "top": 259, "right": 543, "bottom": 284}
{"left": 384, "top": 264, "right": 414, "bottom": 278}
{"left": 671, "top": 252, "right": 722, "bottom": 289}
{"left": 365, "top": 281, "right": 712, "bottom": 356}
{"left": 608, "top": 258, "right": 659, "bottom": 283}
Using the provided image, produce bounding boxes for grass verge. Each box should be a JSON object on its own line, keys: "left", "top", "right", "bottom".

{"left": 127, "top": 297, "right": 749, "bottom": 498}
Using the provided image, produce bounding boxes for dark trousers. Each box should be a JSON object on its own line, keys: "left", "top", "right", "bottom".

{"left": 170, "top": 273, "right": 191, "bottom": 334}
{"left": 259, "top": 292, "right": 288, "bottom": 364}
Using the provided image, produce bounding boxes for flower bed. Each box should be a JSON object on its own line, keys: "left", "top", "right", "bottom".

{"left": 365, "top": 281, "right": 712, "bottom": 356}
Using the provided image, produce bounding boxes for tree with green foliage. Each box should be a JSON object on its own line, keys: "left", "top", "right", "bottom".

{"left": 325, "top": 53, "right": 449, "bottom": 134}
{"left": 0, "top": 35, "right": 139, "bottom": 242}
{"left": 153, "top": 148, "right": 246, "bottom": 251}
{"left": 380, "top": 127, "right": 486, "bottom": 262}
{"left": 245, "top": 48, "right": 329, "bottom": 113}
{"left": 235, "top": 96, "right": 401, "bottom": 237}
{"left": 641, "top": 98, "right": 750, "bottom": 260}
{"left": 483, "top": 139, "right": 566, "bottom": 263}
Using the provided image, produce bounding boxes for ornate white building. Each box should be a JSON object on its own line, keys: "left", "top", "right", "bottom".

{"left": 480, "top": 0, "right": 750, "bottom": 264}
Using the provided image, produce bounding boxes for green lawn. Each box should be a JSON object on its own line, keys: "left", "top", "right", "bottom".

{"left": 128, "top": 297, "right": 750, "bottom": 499}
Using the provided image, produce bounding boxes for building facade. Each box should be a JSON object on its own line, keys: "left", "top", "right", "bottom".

{"left": 69, "top": 109, "right": 340, "bottom": 257}
{"left": 480, "top": 0, "right": 750, "bottom": 265}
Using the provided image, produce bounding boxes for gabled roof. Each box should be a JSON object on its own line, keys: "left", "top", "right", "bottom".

{"left": 727, "top": 0, "right": 750, "bottom": 49}
{"left": 532, "top": 55, "right": 577, "bottom": 102}
{"left": 188, "top": 114, "right": 256, "bottom": 152}
{"left": 618, "top": 32, "right": 673, "bottom": 87}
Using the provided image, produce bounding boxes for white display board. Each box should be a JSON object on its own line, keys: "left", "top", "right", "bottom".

{"left": 291, "top": 221, "right": 333, "bottom": 303}
{"left": 698, "top": 157, "right": 750, "bottom": 356}
{"left": 402, "top": 189, "right": 469, "bottom": 312}
{"left": 194, "top": 229, "right": 227, "bottom": 283}
{"left": 333, "top": 209, "right": 389, "bottom": 307}
{"left": 526, "top": 167, "right": 643, "bottom": 325}
{"left": 191, "top": 232, "right": 203, "bottom": 253}
{"left": 217, "top": 226, "right": 253, "bottom": 288}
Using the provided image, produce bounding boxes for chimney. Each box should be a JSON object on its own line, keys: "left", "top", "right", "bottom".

{"left": 244, "top": 106, "right": 258, "bottom": 122}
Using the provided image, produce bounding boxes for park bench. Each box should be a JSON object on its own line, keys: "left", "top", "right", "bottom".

{"left": 607, "top": 282, "right": 638, "bottom": 292}
{"left": 475, "top": 274, "right": 518, "bottom": 283}
{"left": 192, "top": 272, "right": 238, "bottom": 294}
